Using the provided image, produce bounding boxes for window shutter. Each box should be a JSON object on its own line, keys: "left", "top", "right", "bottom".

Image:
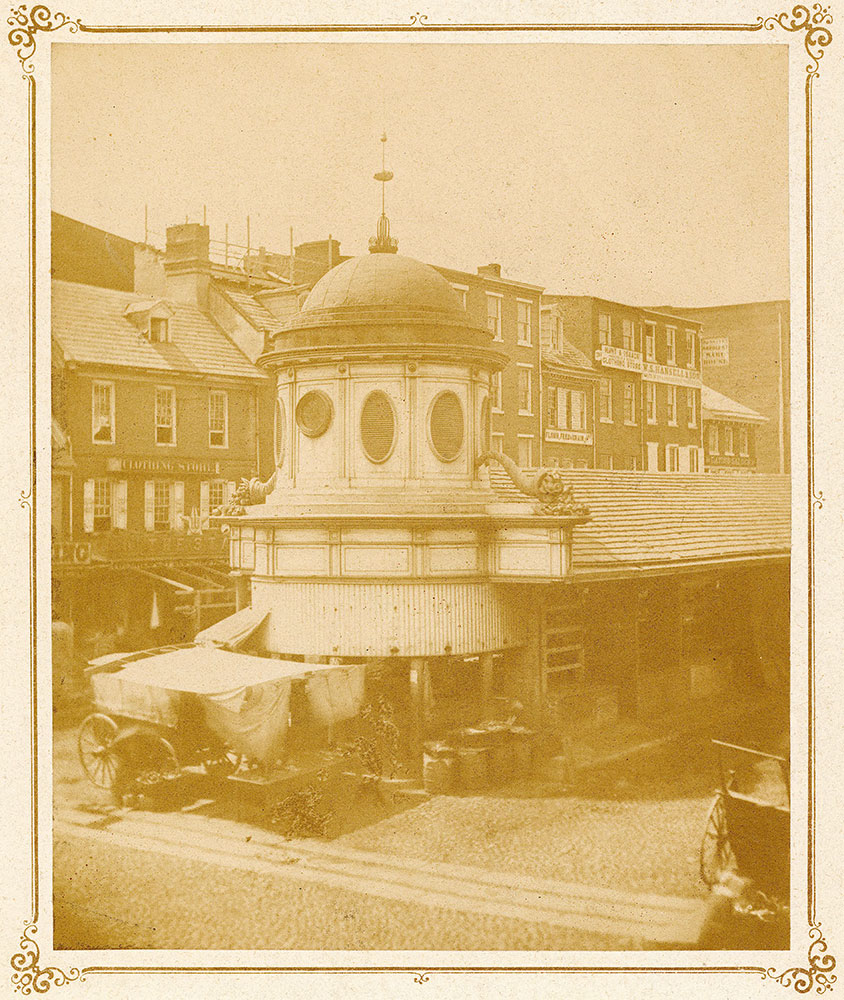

{"left": 226, "top": 481, "right": 237, "bottom": 503}
{"left": 144, "top": 481, "right": 155, "bottom": 531}
{"left": 545, "top": 389, "right": 556, "bottom": 428}
{"left": 200, "top": 481, "right": 210, "bottom": 522}
{"left": 113, "top": 480, "right": 128, "bottom": 529}
{"left": 571, "top": 391, "right": 584, "bottom": 431}
{"left": 83, "top": 479, "right": 95, "bottom": 533}
{"left": 172, "top": 480, "right": 185, "bottom": 529}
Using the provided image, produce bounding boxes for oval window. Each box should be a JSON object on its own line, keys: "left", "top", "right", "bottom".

{"left": 429, "top": 390, "right": 464, "bottom": 462}
{"left": 295, "top": 390, "right": 333, "bottom": 438}
{"left": 479, "top": 396, "right": 491, "bottom": 455}
{"left": 360, "top": 391, "right": 396, "bottom": 463}
{"left": 274, "top": 397, "right": 286, "bottom": 467}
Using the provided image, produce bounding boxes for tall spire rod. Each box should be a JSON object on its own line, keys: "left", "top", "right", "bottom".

{"left": 370, "top": 132, "right": 398, "bottom": 253}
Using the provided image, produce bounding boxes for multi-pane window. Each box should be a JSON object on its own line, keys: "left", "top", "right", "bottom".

{"left": 724, "top": 425, "right": 735, "bottom": 455}
{"left": 153, "top": 481, "right": 171, "bottom": 531}
{"left": 451, "top": 284, "right": 468, "bottom": 309}
{"left": 646, "top": 382, "right": 657, "bottom": 424}
{"left": 598, "top": 313, "right": 612, "bottom": 346}
{"left": 554, "top": 316, "right": 564, "bottom": 353}
{"left": 209, "top": 390, "right": 228, "bottom": 447}
{"left": 518, "top": 367, "right": 533, "bottom": 413}
{"left": 155, "top": 387, "right": 176, "bottom": 445}
{"left": 208, "top": 480, "right": 225, "bottom": 512}
{"left": 623, "top": 381, "right": 636, "bottom": 423}
{"left": 491, "top": 371, "right": 503, "bottom": 411}
{"left": 554, "top": 388, "right": 586, "bottom": 431}
{"left": 93, "top": 479, "right": 112, "bottom": 532}
{"left": 644, "top": 323, "right": 656, "bottom": 361}
{"left": 149, "top": 317, "right": 170, "bottom": 343}
{"left": 666, "top": 385, "right": 677, "bottom": 425}
{"left": 599, "top": 378, "right": 613, "bottom": 421}
{"left": 666, "top": 445, "right": 680, "bottom": 472}
{"left": 622, "top": 319, "right": 635, "bottom": 351}
{"left": 517, "top": 300, "right": 533, "bottom": 345}
{"left": 486, "top": 294, "right": 502, "bottom": 341}
{"left": 666, "top": 326, "right": 677, "bottom": 365}
{"left": 687, "top": 388, "right": 697, "bottom": 427}
{"left": 92, "top": 381, "right": 115, "bottom": 443}
{"left": 685, "top": 329, "right": 697, "bottom": 369}
{"left": 739, "top": 426, "right": 749, "bottom": 457}
{"left": 709, "top": 425, "right": 720, "bottom": 455}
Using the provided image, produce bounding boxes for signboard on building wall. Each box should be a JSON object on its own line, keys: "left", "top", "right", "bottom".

{"left": 594, "top": 345, "right": 643, "bottom": 373}
{"left": 545, "top": 429, "right": 593, "bottom": 445}
{"left": 701, "top": 337, "right": 730, "bottom": 366}
{"left": 641, "top": 362, "right": 703, "bottom": 388}
{"left": 106, "top": 457, "right": 222, "bottom": 474}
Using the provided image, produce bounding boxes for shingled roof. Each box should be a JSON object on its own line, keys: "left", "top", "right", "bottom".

{"left": 213, "top": 283, "right": 288, "bottom": 335}
{"left": 542, "top": 339, "right": 597, "bottom": 374}
{"left": 52, "top": 280, "right": 266, "bottom": 380}
{"left": 488, "top": 466, "right": 790, "bottom": 578}
{"left": 702, "top": 385, "right": 768, "bottom": 424}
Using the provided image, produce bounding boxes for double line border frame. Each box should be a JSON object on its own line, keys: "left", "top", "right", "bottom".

{"left": 4, "top": 5, "right": 836, "bottom": 994}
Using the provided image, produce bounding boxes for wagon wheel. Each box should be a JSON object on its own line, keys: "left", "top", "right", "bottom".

{"left": 131, "top": 734, "right": 181, "bottom": 788}
{"left": 700, "top": 793, "right": 737, "bottom": 887}
{"left": 78, "top": 713, "right": 120, "bottom": 790}
{"left": 203, "top": 746, "right": 245, "bottom": 778}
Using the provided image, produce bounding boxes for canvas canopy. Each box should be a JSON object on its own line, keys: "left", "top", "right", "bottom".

{"left": 194, "top": 607, "right": 269, "bottom": 649}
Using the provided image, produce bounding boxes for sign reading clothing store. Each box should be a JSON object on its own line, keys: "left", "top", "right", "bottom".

{"left": 594, "top": 345, "right": 643, "bottom": 373}
{"left": 106, "top": 457, "right": 222, "bottom": 474}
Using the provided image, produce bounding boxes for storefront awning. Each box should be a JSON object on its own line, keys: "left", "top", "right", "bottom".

{"left": 195, "top": 606, "right": 268, "bottom": 649}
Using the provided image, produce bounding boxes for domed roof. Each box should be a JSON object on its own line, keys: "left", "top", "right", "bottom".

{"left": 301, "top": 253, "right": 465, "bottom": 317}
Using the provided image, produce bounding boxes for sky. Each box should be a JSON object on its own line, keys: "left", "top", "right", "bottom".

{"left": 51, "top": 42, "right": 789, "bottom": 306}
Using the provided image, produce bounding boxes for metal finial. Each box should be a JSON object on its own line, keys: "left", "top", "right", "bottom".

{"left": 370, "top": 132, "right": 398, "bottom": 253}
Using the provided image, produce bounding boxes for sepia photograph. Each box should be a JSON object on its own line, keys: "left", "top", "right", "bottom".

{"left": 43, "top": 37, "right": 798, "bottom": 957}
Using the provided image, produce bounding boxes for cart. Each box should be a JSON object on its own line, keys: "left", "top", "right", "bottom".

{"left": 78, "top": 644, "right": 312, "bottom": 802}
{"left": 699, "top": 739, "right": 790, "bottom": 899}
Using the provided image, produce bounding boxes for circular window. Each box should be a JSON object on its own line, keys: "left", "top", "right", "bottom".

{"left": 274, "top": 397, "right": 286, "bottom": 467}
{"left": 479, "top": 396, "right": 491, "bottom": 454}
{"left": 429, "top": 390, "right": 464, "bottom": 462}
{"left": 295, "top": 390, "right": 333, "bottom": 438}
{"left": 360, "top": 391, "right": 397, "bottom": 464}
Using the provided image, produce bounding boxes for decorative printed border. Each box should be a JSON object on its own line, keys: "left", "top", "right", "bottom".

{"left": 5, "top": 4, "right": 836, "bottom": 992}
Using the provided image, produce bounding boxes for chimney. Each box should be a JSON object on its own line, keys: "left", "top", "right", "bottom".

{"left": 477, "top": 263, "right": 502, "bottom": 279}
{"left": 294, "top": 239, "right": 342, "bottom": 284}
{"left": 163, "top": 223, "right": 211, "bottom": 307}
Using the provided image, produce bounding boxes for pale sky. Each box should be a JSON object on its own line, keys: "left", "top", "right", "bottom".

{"left": 51, "top": 42, "right": 789, "bottom": 306}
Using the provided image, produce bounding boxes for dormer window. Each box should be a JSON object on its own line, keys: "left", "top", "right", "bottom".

{"left": 149, "top": 316, "right": 170, "bottom": 343}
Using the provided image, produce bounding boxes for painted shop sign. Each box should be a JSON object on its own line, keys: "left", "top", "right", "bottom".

{"left": 545, "top": 428, "right": 593, "bottom": 445}
{"left": 594, "top": 345, "right": 643, "bottom": 372}
{"left": 641, "top": 362, "right": 702, "bottom": 387}
{"left": 106, "top": 457, "right": 222, "bottom": 474}
{"left": 701, "top": 337, "right": 730, "bottom": 366}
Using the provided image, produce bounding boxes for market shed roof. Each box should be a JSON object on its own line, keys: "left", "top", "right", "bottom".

{"left": 52, "top": 279, "right": 266, "bottom": 380}
{"left": 489, "top": 467, "right": 790, "bottom": 577}
{"left": 702, "top": 385, "right": 768, "bottom": 424}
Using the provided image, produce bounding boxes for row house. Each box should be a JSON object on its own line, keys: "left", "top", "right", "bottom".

{"left": 433, "top": 263, "right": 543, "bottom": 467}
{"left": 543, "top": 296, "right": 704, "bottom": 472}
{"left": 51, "top": 222, "right": 277, "bottom": 656}
{"left": 702, "top": 385, "right": 767, "bottom": 473}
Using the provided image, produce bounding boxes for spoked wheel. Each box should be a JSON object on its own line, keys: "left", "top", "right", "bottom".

{"left": 78, "top": 713, "right": 120, "bottom": 790}
{"left": 203, "top": 747, "right": 245, "bottom": 778}
{"left": 700, "top": 793, "right": 737, "bottom": 887}
{"left": 130, "top": 734, "right": 181, "bottom": 788}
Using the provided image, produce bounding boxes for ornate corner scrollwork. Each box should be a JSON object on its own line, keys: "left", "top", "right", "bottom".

{"left": 7, "top": 4, "right": 80, "bottom": 77}
{"left": 764, "top": 4, "right": 834, "bottom": 75}
{"left": 10, "top": 923, "right": 82, "bottom": 995}
{"left": 764, "top": 922, "right": 837, "bottom": 994}
{"left": 813, "top": 490, "right": 825, "bottom": 509}
{"left": 413, "top": 972, "right": 431, "bottom": 984}
{"left": 19, "top": 488, "right": 31, "bottom": 511}
{"left": 409, "top": 12, "right": 428, "bottom": 26}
